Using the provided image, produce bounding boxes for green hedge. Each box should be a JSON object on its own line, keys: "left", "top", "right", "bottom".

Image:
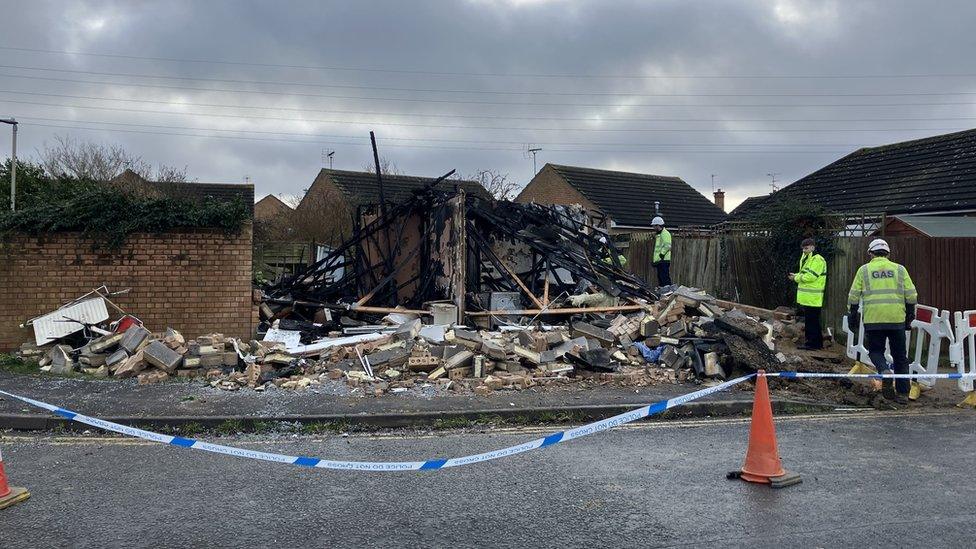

{"left": 0, "top": 162, "right": 250, "bottom": 247}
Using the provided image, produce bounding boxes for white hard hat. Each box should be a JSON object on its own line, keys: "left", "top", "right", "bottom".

{"left": 651, "top": 216, "right": 665, "bottom": 226}
{"left": 868, "top": 238, "right": 890, "bottom": 253}
{"left": 598, "top": 236, "right": 607, "bottom": 244}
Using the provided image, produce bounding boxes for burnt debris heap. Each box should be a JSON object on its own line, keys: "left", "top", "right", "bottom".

{"left": 265, "top": 184, "right": 655, "bottom": 324}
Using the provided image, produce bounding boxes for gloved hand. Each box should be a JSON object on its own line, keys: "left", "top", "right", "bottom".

{"left": 905, "top": 305, "right": 916, "bottom": 330}
{"left": 848, "top": 305, "right": 860, "bottom": 332}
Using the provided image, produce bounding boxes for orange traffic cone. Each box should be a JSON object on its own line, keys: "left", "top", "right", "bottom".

{"left": 0, "top": 447, "right": 30, "bottom": 510}
{"left": 728, "top": 371, "right": 802, "bottom": 489}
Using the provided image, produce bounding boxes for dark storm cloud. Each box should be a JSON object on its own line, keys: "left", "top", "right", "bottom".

{"left": 2, "top": 0, "right": 975, "bottom": 210}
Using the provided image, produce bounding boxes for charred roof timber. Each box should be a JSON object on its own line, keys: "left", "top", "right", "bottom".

{"left": 264, "top": 187, "right": 656, "bottom": 321}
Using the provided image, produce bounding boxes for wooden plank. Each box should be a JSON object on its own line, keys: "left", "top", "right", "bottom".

{"left": 467, "top": 305, "right": 645, "bottom": 317}
{"left": 494, "top": 256, "right": 545, "bottom": 309}
{"left": 350, "top": 305, "right": 429, "bottom": 315}
{"left": 714, "top": 299, "right": 779, "bottom": 321}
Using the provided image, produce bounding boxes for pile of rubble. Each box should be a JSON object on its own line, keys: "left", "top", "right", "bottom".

{"left": 24, "top": 325, "right": 246, "bottom": 384}
{"left": 200, "top": 286, "right": 796, "bottom": 394}
{"left": 14, "top": 284, "right": 800, "bottom": 395}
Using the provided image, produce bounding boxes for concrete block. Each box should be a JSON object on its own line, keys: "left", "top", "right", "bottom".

{"left": 143, "top": 341, "right": 182, "bottom": 373}
{"left": 120, "top": 325, "right": 151, "bottom": 354}
{"left": 199, "top": 353, "right": 225, "bottom": 368}
{"left": 80, "top": 353, "right": 108, "bottom": 368}
{"left": 481, "top": 339, "right": 509, "bottom": 360}
{"left": 444, "top": 350, "right": 474, "bottom": 370}
{"left": 660, "top": 346, "right": 685, "bottom": 370}
{"left": 640, "top": 318, "right": 661, "bottom": 337}
{"left": 571, "top": 321, "right": 615, "bottom": 346}
{"left": 513, "top": 345, "right": 540, "bottom": 365}
{"left": 106, "top": 349, "right": 129, "bottom": 369}
{"left": 473, "top": 355, "right": 486, "bottom": 378}
{"left": 88, "top": 333, "right": 123, "bottom": 354}
{"left": 367, "top": 347, "right": 411, "bottom": 369}
{"left": 453, "top": 328, "right": 483, "bottom": 347}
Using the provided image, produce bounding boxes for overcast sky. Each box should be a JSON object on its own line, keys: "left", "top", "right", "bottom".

{"left": 2, "top": 0, "right": 975, "bottom": 211}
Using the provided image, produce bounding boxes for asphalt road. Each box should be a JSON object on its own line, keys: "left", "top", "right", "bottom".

{"left": 2, "top": 410, "right": 975, "bottom": 548}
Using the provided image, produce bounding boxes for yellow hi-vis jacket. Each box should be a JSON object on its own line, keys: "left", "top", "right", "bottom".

{"left": 847, "top": 256, "right": 918, "bottom": 329}
{"left": 601, "top": 252, "right": 627, "bottom": 268}
{"left": 795, "top": 252, "right": 827, "bottom": 308}
{"left": 653, "top": 228, "right": 672, "bottom": 264}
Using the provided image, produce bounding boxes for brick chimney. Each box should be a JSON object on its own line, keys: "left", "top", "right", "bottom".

{"left": 713, "top": 188, "right": 725, "bottom": 212}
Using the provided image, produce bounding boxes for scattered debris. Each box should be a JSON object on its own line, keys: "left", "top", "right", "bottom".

{"left": 19, "top": 282, "right": 808, "bottom": 395}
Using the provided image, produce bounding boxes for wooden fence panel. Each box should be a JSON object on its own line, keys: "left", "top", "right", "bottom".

{"left": 626, "top": 233, "right": 976, "bottom": 333}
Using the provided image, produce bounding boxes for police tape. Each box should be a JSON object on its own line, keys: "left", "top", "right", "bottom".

{"left": 0, "top": 374, "right": 753, "bottom": 472}
{"left": 2, "top": 370, "right": 973, "bottom": 472}
{"left": 766, "top": 372, "right": 975, "bottom": 380}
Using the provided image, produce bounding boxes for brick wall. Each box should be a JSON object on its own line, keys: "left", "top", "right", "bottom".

{"left": 0, "top": 226, "right": 254, "bottom": 351}
{"left": 515, "top": 165, "right": 599, "bottom": 211}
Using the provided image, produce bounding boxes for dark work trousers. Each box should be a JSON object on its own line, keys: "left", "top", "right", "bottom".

{"left": 655, "top": 261, "right": 672, "bottom": 287}
{"left": 802, "top": 306, "right": 824, "bottom": 349}
{"left": 865, "top": 328, "right": 910, "bottom": 395}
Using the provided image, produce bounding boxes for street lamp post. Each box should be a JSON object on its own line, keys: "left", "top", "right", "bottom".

{"left": 0, "top": 118, "right": 16, "bottom": 211}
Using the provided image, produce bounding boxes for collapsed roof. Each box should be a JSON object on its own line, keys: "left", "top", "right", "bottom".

{"left": 266, "top": 185, "right": 656, "bottom": 318}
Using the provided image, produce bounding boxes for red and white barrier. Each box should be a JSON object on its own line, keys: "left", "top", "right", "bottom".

{"left": 950, "top": 310, "right": 976, "bottom": 393}
{"left": 908, "top": 305, "right": 954, "bottom": 389}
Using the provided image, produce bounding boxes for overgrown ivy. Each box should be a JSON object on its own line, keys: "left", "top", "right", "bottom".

{"left": 754, "top": 198, "right": 844, "bottom": 305}
{"left": 0, "top": 162, "right": 250, "bottom": 248}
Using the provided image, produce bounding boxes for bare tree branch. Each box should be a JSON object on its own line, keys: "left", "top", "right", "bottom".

{"left": 468, "top": 169, "right": 520, "bottom": 200}
{"left": 362, "top": 156, "right": 402, "bottom": 176}
{"left": 37, "top": 134, "right": 189, "bottom": 182}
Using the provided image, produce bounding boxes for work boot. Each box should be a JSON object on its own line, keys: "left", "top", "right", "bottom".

{"left": 881, "top": 376, "right": 898, "bottom": 401}
{"left": 890, "top": 393, "right": 910, "bottom": 405}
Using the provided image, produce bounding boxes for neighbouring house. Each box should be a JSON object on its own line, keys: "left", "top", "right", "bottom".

{"left": 290, "top": 169, "right": 488, "bottom": 243}
{"left": 729, "top": 129, "right": 976, "bottom": 226}
{"left": 112, "top": 169, "right": 255, "bottom": 210}
{"left": 728, "top": 195, "right": 772, "bottom": 219}
{"left": 255, "top": 194, "right": 294, "bottom": 222}
{"left": 515, "top": 164, "right": 728, "bottom": 234}
{"left": 254, "top": 194, "right": 296, "bottom": 243}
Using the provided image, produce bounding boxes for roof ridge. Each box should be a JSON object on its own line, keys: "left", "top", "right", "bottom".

{"left": 320, "top": 168, "right": 478, "bottom": 184}
{"left": 548, "top": 163, "right": 684, "bottom": 181}
{"left": 151, "top": 181, "right": 254, "bottom": 187}
{"left": 856, "top": 127, "right": 976, "bottom": 155}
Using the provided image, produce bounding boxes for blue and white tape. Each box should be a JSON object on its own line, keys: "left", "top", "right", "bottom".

{"left": 767, "top": 372, "right": 974, "bottom": 380}
{"left": 2, "top": 370, "right": 973, "bottom": 472}
{"left": 0, "top": 374, "right": 752, "bottom": 472}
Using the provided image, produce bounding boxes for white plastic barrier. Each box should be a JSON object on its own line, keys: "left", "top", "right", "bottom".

{"left": 842, "top": 304, "right": 949, "bottom": 379}
{"left": 842, "top": 312, "right": 898, "bottom": 370}
{"left": 908, "top": 305, "right": 954, "bottom": 389}
{"left": 950, "top": 310, "right": 976, "bottom": 393}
